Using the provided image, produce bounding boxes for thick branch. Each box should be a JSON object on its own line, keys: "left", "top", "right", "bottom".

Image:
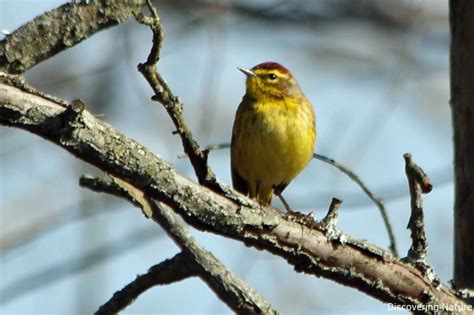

{"left": 0, "top": 0, "right": 145, "bottom": 74}
{"left": 1, "top": 78, "right": 471, "bottom": 312}
{"left": 80, "top": 175, "right": 277, "bottom": 314}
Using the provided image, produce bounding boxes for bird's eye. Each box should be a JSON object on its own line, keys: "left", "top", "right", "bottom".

{"left": 268, "top": 73, "right": 277, "bottom": 80}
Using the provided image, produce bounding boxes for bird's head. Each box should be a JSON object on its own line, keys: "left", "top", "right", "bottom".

{"left": 238, "top": 62, "right": 301, "bottom": 99}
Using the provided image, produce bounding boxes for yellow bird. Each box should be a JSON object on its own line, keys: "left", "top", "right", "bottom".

{"left": 231, "top": 62, "right": 316, "bottom": 210}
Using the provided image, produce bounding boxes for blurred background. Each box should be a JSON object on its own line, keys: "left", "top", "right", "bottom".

{"left": 0, "top": 0, "right": 451, "bottom": 314}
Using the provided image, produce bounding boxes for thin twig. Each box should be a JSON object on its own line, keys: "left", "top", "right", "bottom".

{"left": 314, "top": 153, "right": 398, "bottom": 257}
{"left": 403, "top": 153, "right": 431, "bottom": 264}
{"left": 178, "top": 142, "right": 230, "bottom": 159}
{"left": 0, "top": 196, "right": 122, "bottom": 253}
{"left": 181, "top": 142, "right": 399, "bottom": 257}
{"left": 321, "top": 197, "right": 343, "bottom": 227}
{"left": 319, "top": 198, "right": 344, "bottom": 241}
{"left": 95, "top": 253, "right": 194, "bottom": 315}
{"left": 134, "top": 1, "right": 227, "bottom": 195}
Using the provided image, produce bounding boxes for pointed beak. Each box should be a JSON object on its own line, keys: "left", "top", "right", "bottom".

{"left": 237, "top": 67, "right": 257, "bottom": 77}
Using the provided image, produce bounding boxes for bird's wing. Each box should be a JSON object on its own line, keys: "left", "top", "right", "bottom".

{"left": 230, "top": 96, "right": 252, "bottom": 196}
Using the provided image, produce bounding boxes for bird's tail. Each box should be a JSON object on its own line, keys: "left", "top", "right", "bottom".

{"left": 257, "top": 186, "right": 273, "bottom": 206}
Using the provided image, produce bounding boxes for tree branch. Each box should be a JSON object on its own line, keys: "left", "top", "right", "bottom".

{"left": 1, "top": 196, "right": 122, "bottom": 253}
{"left": 95, "top": 253, "right": 195, "bottom": 315}
{"left": 180, "top": 142, "right": 399, "bottom": 257}
{"left": 134, "top": 1, "right": 227, "bottom": 195}
{"left": 133, "top": 2, "right": 254, "bottom": 208}
{"left": 321, "top": 197, "right": 342, "bottom": 228}
{"left": 313, "top": 153, "right": 399, "bottom": 257}
{"left": 403, "top": 153, "right": 431, "bottom": 264}
{"left": 80, "top": 175, "right": 277, "bottom": 314}
{"left": 0, "top": 0, "right": 145, "bottom": 74}
{"left": 1, "top": 77, "right": 470, "bottom": 311}
{"left": 402, "top": 153, "right": 442, "bottom": 293}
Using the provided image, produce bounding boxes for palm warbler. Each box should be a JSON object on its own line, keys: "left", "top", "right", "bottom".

{"left": 231, "top": 62, "right": 316, "bottom": 209}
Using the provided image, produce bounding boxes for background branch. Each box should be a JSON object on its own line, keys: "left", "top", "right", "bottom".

{"left": 1, "top": 196, "right": 123, "bottom": 253}
{"left": 0, "top": 0, "right": 145, "bottom": 74}
{"left": 0, "top": 225, "right": 161, "bottom": 304}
